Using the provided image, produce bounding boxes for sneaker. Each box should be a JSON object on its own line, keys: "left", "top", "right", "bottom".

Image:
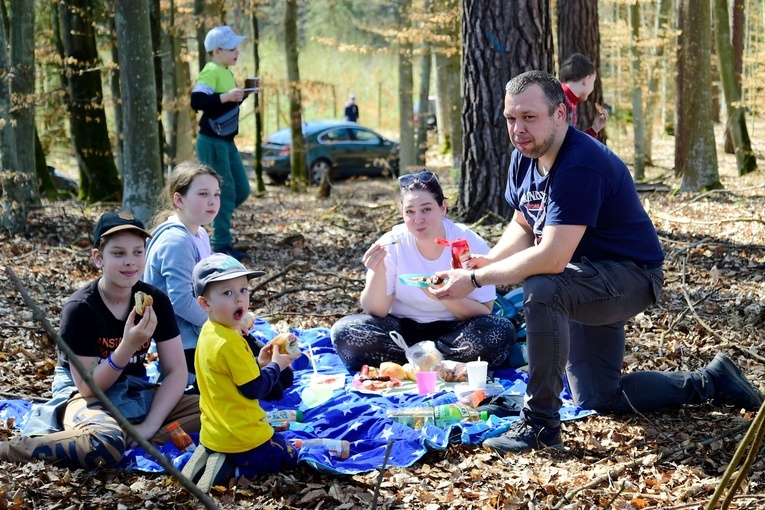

{"left": 482, "top": 418, "right": 563, "bottom": 455}
{"left": 196, "top": 452, "right": 227, "bottom": 492}
{"left": 217, "top": 246, "right": 251, "bottom": 264}
{"left": 181, "top": 446, "right": 209, "bottom": 484}
{"left": 705, "top": 353, "right": 763, "bottom": 411}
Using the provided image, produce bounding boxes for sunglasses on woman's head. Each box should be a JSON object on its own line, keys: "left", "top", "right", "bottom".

{"left": 398, "top": 171, "right": 438, "bottom": 189}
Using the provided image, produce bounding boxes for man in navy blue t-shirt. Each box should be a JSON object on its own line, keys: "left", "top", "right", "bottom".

{"left": 431, "top": 71, "right": 762, "bottom": 454}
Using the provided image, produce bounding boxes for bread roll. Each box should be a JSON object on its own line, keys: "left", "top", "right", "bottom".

{"left": 134, "top": 291, "right": 153, "bottom": 315}
{"left": 379, "top": 361, "right": 406, "bottom": 380}
{"left": 271, "top": 333, "right": 301, "bottom": 355}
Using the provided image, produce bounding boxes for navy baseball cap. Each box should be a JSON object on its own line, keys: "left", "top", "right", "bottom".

{"left": 193, "top": 253, "right": 265, "bottom": 297}
{"left": 93, "top": 211, "right": 152, "bottom": 245}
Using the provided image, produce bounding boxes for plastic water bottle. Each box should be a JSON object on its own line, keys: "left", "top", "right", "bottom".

{"left": 264, "top": 409, "right": 303, "bottom": 423}
{"left": 387, "top": 403, "right": 488, "bottom": 429}
{"left": 166, "top": 421, "right": 195, "bottom": 453}
{"left": 293, "top": 438, "right": 350, "bottom": 460}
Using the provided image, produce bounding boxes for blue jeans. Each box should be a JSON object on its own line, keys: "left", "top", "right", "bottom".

{"left": 196, "top": 134, "right": 250, "bottom": 250}
{"left": 522, "top": 259, "right": 714, "bottom": 429}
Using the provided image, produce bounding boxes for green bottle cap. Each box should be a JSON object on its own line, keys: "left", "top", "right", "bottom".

{"left": 479, "top": 410, "right": 488, "bottom": 421}
{"left": 295, "top": 409, "right": 304, "bottom": 422}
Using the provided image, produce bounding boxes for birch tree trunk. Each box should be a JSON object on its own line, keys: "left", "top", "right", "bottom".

{"left": 114, "top": 0, "right": 163, "bottom": 224}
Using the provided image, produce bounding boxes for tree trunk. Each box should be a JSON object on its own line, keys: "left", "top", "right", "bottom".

{"left": 146, "top": 0, "right": 165, "bottom": 172}
{"left": 433, "top": 52, "right": 450, "bottom": 152}
{"left": 724, "top": 0, "right": 746, "bottom": 154}
{"left": 58, "top": 0, "right": 121, "bottom": 203}
{"left": 9, "top": 0, "right": 43, "bottom": 205}
{"left": 0, "top": 11, "right": 28, "bottom": 233}
{"left": 397, "top": 0, "right": 415, "bottom": 174}
{"left": 251, "top": 3, "right": 266, "bottom": 196}
{"left": 161, "top": 0, "right": 194, "bottom": 169}
{"left": 446, "top": 50, "right": 461, "bottom": 170}
{"left": 285, "top": 0, "right": 307, "bottom": 194}
{"left": 114, "top": 0, "right": 163, "bottom": 224}
{"left": 643, "top": 0, "right": 673, "bottom": 164}
{"left": 675, "top": 0, "right": 721, "bottom": 192}
{"left": 194, "top": 0, "right": 207, "bottom": 74}
{"left": 713, "top": 0, "right": 757, "bottom": 175}
{"left": 629, "top": 2, "right": 645, "bottom": 180}
{"left": 415, "top": 47, "right": 432, "bottom": 165}
{"left": 107, "top": 8, "right": 124, "bottom": 177}
{"left": 557, "top": 0, "right": 605, "bottom": 144}
{"left": 460, "top": 0, "right": 553, "bottom": 221}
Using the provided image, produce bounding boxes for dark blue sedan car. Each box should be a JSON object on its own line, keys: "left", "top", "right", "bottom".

{"left": 262, "top": 120, "right": 399, "bottom": 184}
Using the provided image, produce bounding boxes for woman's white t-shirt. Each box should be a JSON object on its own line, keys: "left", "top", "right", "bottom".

{"left": 378, "top": 218, "right": 496, "bottom": 323}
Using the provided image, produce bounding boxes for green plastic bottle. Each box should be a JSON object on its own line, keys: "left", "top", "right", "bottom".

{"left": 387, "top": 403, "right": 488, "bottom": 429}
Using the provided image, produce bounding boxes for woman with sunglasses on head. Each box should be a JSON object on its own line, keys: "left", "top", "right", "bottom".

{"left": 330, "top": 170, "right": 518, "bottom": 372}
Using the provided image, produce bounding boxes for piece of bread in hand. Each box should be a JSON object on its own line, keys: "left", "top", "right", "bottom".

{"left": 242, "top": 311, "right": 256, "bottom": 331}
{"left": 271, "top": 333, "right": 301, "bottom": 355}
{"left": 134, "top": 291, "right": 153, "bottom": 315}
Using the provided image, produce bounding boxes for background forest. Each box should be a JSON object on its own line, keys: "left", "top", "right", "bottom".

{"left": 0, "top": 0, "right": 762, "bottom": 227}
{"left": 1, "top": 1, "right": 764, "bottom": 509}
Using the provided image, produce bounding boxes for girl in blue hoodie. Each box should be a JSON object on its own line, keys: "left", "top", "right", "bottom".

{"left": 144, "top": 162, "right": 221, "bottom": 384}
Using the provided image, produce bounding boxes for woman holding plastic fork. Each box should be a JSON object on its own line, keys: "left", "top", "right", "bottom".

{"left": 330, "top": 169, "right": 518, "bottom": 372}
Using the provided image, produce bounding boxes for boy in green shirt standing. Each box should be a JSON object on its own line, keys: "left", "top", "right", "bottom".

{"left": 191, "top": 26, "right": 254, "bottom": 263}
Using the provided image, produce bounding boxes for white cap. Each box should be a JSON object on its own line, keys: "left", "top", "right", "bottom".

{"left": 204, "top": 26, "right": 246, "bottom": 52}
{"left": 350, "top": 94, "right": 356, "bottom": 100}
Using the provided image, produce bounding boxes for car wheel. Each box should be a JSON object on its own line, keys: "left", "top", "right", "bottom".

{"left": 310, "top": 159, "right": 332, "bottom": 184}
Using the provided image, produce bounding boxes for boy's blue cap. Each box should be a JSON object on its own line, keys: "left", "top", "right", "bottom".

{"left": 193, "top": 253, "right": 265, "bottom": 297}
{"left": 204, "top": 26, "right": 246, "bottom": 52}
{"left": 93, "top": 211, "right": 151, "bottom": 245}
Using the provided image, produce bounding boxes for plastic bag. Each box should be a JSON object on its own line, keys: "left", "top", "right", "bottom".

{"left": 389, "top": 331, "right": 443, "bottom": 372}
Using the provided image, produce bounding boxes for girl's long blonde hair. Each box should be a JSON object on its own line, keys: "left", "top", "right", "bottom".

{"left": 150, "top": 161, "right": 221, "bottom": 230}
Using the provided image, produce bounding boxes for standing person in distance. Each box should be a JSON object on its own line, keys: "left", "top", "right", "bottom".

{"left": 344, "top": 94, "right": 359, "bottom": 122}
{"left": 191, "top": 25, "right": 253, "bottom": 263}
{"left": 430, "top": 71, "right": 763, "bottom": 455}
{"left": 144, "top": 161, "right": 221, "bottom": 388}
{"left": 559, "top": 53, "right": 608, "bottom": 137}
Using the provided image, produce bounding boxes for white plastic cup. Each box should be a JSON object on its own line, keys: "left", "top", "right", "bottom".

{"left": 465, "top": 360, "right": 488, "bottom": 390}
{"left": 301, "top": 384, "right": 333, "bottom": 408}
{"left": 415, "top": 371, "right": 438, "bottom": 394}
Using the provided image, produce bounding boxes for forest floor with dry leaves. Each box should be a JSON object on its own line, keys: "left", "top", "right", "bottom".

{"left": 1, "top": 130, "right": 764, "bottom": 509}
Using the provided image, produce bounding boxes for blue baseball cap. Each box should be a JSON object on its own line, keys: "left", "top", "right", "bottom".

{"left": 193, "top": 253, "right": 265, "bottom": 297}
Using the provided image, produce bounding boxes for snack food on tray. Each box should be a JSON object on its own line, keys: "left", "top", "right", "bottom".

{"left": 380, "top": 361, "right": 416, "bottom": 381}
{"left": 434, "top": 360, "right": 468, "bottom": 382}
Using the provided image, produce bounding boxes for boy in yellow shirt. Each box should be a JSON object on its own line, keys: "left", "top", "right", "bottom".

{"left": 182, "top": 254, "right": 300, "bottom": 491}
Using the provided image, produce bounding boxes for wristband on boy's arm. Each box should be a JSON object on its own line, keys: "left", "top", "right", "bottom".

{"left": 470, "top": 270, "right": 482, "bottom": 288}
{"left": 107, "top": 353, "right": 127, "bottom": 371}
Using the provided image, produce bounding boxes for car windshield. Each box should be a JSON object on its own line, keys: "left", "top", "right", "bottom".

{"left": 267, "top": 127, "right": 292, "bottom": 144}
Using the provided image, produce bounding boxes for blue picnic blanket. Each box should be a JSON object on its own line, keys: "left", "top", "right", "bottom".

{"left": 0, "top": 318, "right": 595, "bottom": 476}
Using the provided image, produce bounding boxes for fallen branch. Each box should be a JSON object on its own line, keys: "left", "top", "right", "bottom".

{"left": 654, "top": 211, "right": 764, "bottom": 226}
{"left": 266, "top": 284, "right": 344, "bottom": 301}
{"left": 251, "top": 262, "right": 299, "bottom": 291}
{"left": 552, "top": 422, "right": 751, "bottom": 509}
{"left": 0, "top": 391, "right": 48, "bottom": 402}
{"left": 3, "top": 266, "right": 220, "bottom": 510}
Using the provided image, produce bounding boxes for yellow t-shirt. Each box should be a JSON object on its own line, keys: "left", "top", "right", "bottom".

{"left": 195, "top": 320, "right": 273, "bottom": 453}
{"left": 197, "top": 61, "right": 237, "bottom": 94}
